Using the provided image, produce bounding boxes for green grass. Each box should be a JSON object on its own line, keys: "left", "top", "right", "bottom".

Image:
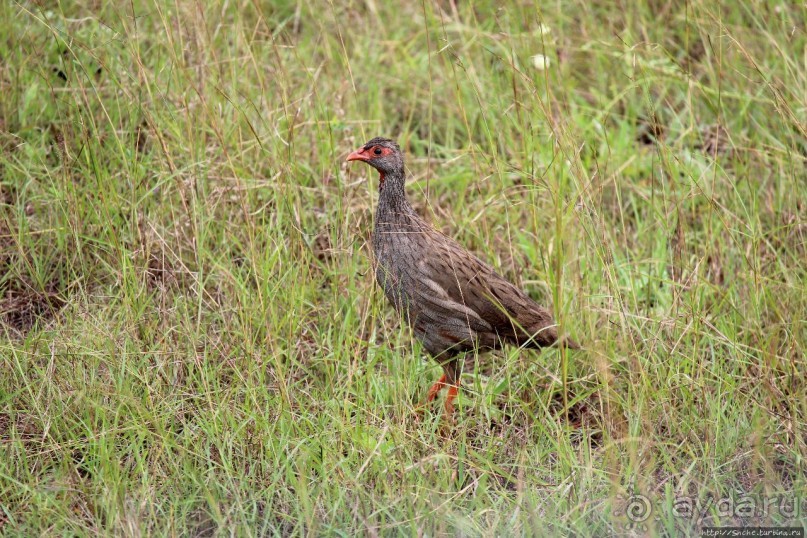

{"left": 1, "top": 0, "right": 805, "bottom": 535}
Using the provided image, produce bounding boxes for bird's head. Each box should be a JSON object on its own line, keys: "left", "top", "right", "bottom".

{"left": 346, "top": 137, "right": 404, "bottom": 181}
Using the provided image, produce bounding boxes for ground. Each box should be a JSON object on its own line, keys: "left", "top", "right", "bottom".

{"left": 0, "top": 0, "right": 805, "bottom": 535}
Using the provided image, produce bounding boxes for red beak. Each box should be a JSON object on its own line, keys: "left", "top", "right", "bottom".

{"left": 346, "top": 147, "right": 369, "bottom": 162}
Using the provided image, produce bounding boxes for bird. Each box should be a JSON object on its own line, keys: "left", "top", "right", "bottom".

{"left": 346, "top": 137, "right": 579, "bottom": 416}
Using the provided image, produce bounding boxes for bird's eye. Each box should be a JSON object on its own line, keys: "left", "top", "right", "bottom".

{"left": 373, "top": 147, "right": 383, "bottom": 155}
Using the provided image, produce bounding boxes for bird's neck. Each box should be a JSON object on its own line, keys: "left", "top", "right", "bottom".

{"left": 376, "top": 169, "right": 414, "bottom": 222}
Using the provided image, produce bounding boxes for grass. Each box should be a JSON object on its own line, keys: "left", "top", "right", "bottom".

{"left": 0, "top": 0, "right": 804, "bottom": 535}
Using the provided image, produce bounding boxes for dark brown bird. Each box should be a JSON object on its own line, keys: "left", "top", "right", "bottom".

{"left": 347, "top": 137, "right": 579, "bottom": 415}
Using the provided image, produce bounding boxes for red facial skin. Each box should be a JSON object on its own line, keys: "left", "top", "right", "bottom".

{"left": 345, "top": 145, "right": 393, "bottom": 162}
{"left": 346, "top": 145, "right": 394, "bottom": 186}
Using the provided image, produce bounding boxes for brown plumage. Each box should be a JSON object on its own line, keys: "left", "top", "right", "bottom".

{"left": 347, "top": 137, "right": 579, "bottom": 414}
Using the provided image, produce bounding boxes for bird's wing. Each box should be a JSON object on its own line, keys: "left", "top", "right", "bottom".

{"left": 419, "top": 229, "right": 559, "bottom": 345}
{"left": 407, "top": 265, "right": 493, "bottom": 333}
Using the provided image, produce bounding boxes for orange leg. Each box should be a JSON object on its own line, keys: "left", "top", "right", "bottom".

{"left": 444, "top": 382, "right": 461, "bottom": 415}
{"left": 425, "top": 374, "right": 447, "bottom": 402}
{"left": 416, "top": 361, "right": 461, "bottom": 419}
{"left": 415, "top": 374, "right": 448, "bottom": 418}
